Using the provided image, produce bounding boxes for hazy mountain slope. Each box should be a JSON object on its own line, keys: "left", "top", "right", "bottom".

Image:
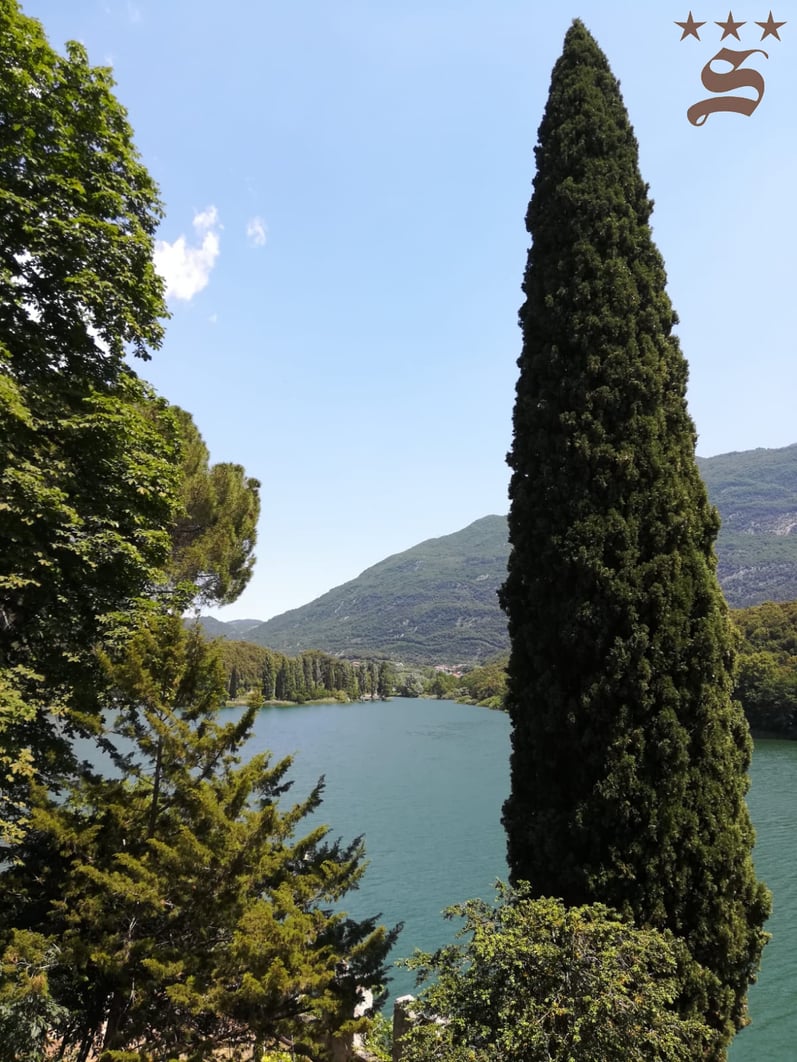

{"left": 698, "top": 444, "right": 797, "bottom": 606}
{"left": 210, "top": 445, "right": 797, "bottom": 663}
{"left": 245, "top": 516, "right": 509, "bottom": 664}
{"left": 192, "top": 617, "right": 265, "bottom": 641}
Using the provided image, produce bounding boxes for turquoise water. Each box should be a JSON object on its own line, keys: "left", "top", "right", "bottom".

{"left": 729, "top": 739, "right": 797, "bottom": 1060}
{"left": 244, "top": 698, "right": 511, "bottom": 1000}
{"left": 243, "top": 699, "right": 794, "bottom": 1056}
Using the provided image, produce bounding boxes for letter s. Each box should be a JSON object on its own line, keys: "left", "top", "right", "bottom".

{"left": 688, "top": 48, "right": 768, "bottom": 126}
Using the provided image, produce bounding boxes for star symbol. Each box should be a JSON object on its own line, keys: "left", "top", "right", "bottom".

{"left": 715, "top": 11, "right": 746, "bottom": 39}
{"left": 675, "top": 11, "right": 706, "bottom": 39}
{"left": 756, "top": 11, "right": 786, "bottom": 40}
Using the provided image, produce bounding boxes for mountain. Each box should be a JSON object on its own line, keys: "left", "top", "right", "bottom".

{"left": 245, "top": 515, "right": 509, "bottom": 665}
{"left": 192, "top": 617, "right": 264, "bottom": 641}
{"left": 697, "top": 445, "right": 797, "bottom": 607}
{"left": 209, "top": 444, "right": 797, "bottom": 665}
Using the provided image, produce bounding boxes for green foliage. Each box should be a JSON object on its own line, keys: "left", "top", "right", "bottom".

{"left": 425, "top": 671, "right": 458, "bottom": 699}
{"left": 0, "top": 0, "right": 181, "bottom": 838}
{"left": 377, "top": 660, "right": 397, "bottom": 699}
{"left": 0, "top": 7, "right": 389, "bottom": 1060}
{"left": 216, "top": 638, "right": 278, "bottom": 695}
{"left": 216, "top": 639, "right": 392, "bottom": 705}
{"left": 169, "top": 408, "right": 260, "bottom": 607}
{"left": 457, "top": 657, "right": 508, "bottom": 707}
{"left": 0, "top": 1, "right": 263, "bottom": 850}
{"left": 0, "top": 932, "right": 69, "bottom": 1062}
{"left": 0, "top": 368, "right": 183, "bottom": 840}
{"left": 735, "top": 650, "right": 797, "bottom": 735}
{"left": 732, "top": 601, "right": 797, "bottom": 735}
{"left": 246, "top": 687, "right": 265, "bottom": 709}
{"left": 0, "top": 0, "right": 165, "bottom": 382}
{"left": 0, "top": 616, "right": 398, "bottom": 1059}
{"left": 361, "top": 1008, "right": 393, "bottom": 1061}
{"left": 398, "top": 672, "right": 426, "bottom": 698}
{"left": 0, "top": 375, "right": 180, "bottom": 676}
{"left": 398, "top": 884, "right": 713, "bottom": 1062}
{"left": 500, "top": 20, "right": 769, "bottom": 1057}
{"left": 0, "top": 12, "right": 379, "bottom": 1060}
{"left": 734, "top": 600, "right": 797, "bottom": 656}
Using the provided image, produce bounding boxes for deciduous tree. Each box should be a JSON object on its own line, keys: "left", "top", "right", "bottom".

{"left": 0, "top": 0, "right": 165, "bottom": 385}
{"left": 499, "top": 20, "right": 769, "bottom": 1056}
{"left": 377, "top": 661, "right": 396, "bottom": 700}
{"left": 399, "top": 885, "right": 712, "bottom": 1062}
{"left": 0, "top": 3, "right": 260, "bottom": 841}
{"left": 0, "top": 373, "right": 181, "bottom": 840}
{"left": 733, "top": 602, "right": 797, "bottom": 735}
{"left": 0, "top": 0, "right": 179, "bottom": 834}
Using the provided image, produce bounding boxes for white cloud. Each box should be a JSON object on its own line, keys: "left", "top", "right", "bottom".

{"left": 155, "top": 207, "right": 221, "bottom": 302}
{"left": 193, "top": 206, "right": 219, "bottom": 231}
{"left": 246, "top": 216, "right": 267, "bottom": 248}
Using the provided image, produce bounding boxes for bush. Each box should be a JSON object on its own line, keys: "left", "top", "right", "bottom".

{"left": 398, "top": 884, "right": 715, "bottom": 1062}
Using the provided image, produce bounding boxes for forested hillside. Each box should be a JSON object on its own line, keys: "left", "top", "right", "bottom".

{"left": 243, "top": 515, "right": 509, "bottom": 664}
{"left": 698, "top": 444, "right": 797, "bottom": 605}
{"left": 208, "top": 445, "right": 797, "bottom": 665}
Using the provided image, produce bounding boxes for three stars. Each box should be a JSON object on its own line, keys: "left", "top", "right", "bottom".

{"left": 675, "top": 10, "right": 786, "bottom": 41}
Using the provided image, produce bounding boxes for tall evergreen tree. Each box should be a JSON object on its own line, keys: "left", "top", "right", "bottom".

{"left": 499, "top": 20, "right": 769, "bottom": 1055}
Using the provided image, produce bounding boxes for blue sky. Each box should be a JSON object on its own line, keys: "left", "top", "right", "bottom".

{"left": 23, "top": 1, "right": 797, "bottom": 621}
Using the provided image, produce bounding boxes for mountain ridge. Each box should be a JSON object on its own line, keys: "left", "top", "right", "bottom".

{"left": 203, "top": 444, "right": 797, "bottom": 664}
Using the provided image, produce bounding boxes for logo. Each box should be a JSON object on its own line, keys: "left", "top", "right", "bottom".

{"left": 675, "top": 11, "right": 786, "bottom": 124}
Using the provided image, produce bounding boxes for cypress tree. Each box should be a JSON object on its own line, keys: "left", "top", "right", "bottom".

{"left": 500, "top": 20, "right": 769, "bottom": 1054}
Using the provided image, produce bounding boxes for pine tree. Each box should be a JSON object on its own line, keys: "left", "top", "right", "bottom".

{"left": 0, "top": 617, "right": 398, "bottom": 1060}
{"left": 499, "top": 20, "right": 769, "bottom": 1055}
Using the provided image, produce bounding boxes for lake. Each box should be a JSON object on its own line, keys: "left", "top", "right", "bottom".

{"left": 240, "top": 697, "right": 795, "bottom": 1058}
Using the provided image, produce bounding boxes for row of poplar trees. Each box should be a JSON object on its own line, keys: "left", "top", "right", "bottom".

{"left": 222, "top": 642, "right": 396, "bottom": 704}
{"left": 499, "top": 20, "right": 769, "bottom": 1061}
{"left": 0, "top": 3, "right": 395, "bottom": 1060}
